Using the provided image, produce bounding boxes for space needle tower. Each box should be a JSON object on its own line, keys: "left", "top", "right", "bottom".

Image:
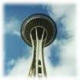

{"left": 21, "top": 14, "right": 57, "bottom": 77}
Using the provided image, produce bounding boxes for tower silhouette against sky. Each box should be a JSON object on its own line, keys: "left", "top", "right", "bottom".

{"left": 21, "top": 14, "right": 57, "bottom": 77}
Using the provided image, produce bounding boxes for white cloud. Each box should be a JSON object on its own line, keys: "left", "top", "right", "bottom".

{"left": 44, "top": 39, "right": 76, "bottom": 76}
{"left": 9, "top": 50, "right": 33, "bottom": 77}
{"left": 8, "top": 59, "right": 15, "bottom": 66}
{"left": 9, "top": 57, "right": 32, "bottom": 77}
{"left": 47, "top": 5, "right": 75, "bottom": 35}
{"left": 44, "top": 5, "right": 76, "bottom": 76}
{"left": 5, "top": 18, "right": 21, "bottom": 36}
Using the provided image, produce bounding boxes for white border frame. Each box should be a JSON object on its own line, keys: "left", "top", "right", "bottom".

{"left": 0, "top": 0, "right": 80, "bottom": 80}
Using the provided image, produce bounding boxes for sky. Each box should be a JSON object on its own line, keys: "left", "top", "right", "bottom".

{"left": 4, "top": 4, "right": 76, "bottom": 76}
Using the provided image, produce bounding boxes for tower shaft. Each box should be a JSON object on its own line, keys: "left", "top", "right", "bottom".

{"left": 28, "top": 28, "right": 47, "bottom": 77}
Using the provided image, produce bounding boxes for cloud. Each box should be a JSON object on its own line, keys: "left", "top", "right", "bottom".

{"left": 9, "top": 49, "right": 33, "bottom": 76}
{"left": 44, "top": 39, "right": 76, "bottom": 76}
{"left": 44, "top": 5, "right": 76, "bottom": 76}
{"left": 47, "top": 5, "right": 75, "bottom": 36}
{"left": 8, "top": 59, "right": 15, "bottom": 66}
{"left": 9, "top": 57, "right": 32, "bottom": 77}
{"left": 5, "top": 18, "right": 21, "bottom": 36}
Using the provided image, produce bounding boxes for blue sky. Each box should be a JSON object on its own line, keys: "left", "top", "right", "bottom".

{"left": 4, "top": 4, "right": 75, "bottom": 76}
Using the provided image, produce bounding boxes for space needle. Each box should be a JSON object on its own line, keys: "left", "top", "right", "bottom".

{"left": 21, "top": 14, "right": 57, "bottom": 77}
